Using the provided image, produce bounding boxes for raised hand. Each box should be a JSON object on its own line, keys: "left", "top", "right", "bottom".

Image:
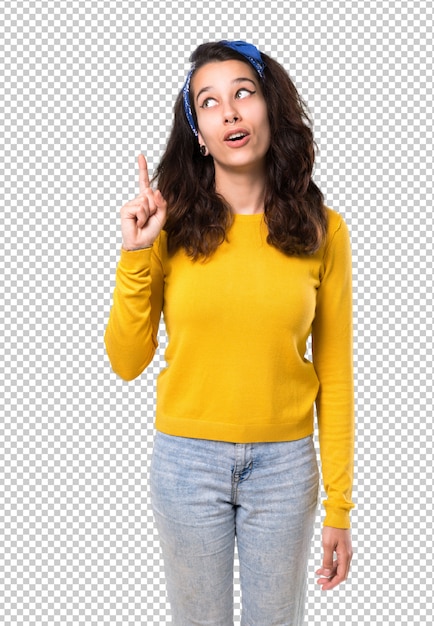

{"left": 120, "top": 154, "right": 167, "bottom": 250}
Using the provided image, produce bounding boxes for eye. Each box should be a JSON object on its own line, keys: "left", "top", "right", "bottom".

{"left": 235, "top": 88, "right": 255, "bottom": 99}
{"left": 200, "top": 97, "right": 218, "bottom": 109}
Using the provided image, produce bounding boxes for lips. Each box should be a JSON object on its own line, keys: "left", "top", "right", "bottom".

{"left": 223, "top": 127, "right": 250, "bottom": 142}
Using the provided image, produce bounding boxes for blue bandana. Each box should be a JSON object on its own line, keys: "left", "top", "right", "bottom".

{"left": 182, "top": 40, "right": 266, "bottom": 138}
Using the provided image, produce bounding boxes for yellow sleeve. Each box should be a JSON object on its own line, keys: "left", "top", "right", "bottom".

{"left": 312, "top": 217, "right": 355, "bottom": 528}
{"left": 104, "top": 242, "right": 164, "bottom": 381}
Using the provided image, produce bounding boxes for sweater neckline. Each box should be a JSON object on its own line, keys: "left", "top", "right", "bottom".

{"left": 232, "top": 212, "right": 264, "bottom": 222}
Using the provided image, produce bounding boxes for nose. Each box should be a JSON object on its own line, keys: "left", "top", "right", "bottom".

{"left": 223, "top": 99, "right": 241, "bottom": 124}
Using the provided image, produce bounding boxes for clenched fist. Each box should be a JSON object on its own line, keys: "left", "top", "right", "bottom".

{"left": 120, "top": 154, "right": 167, "bottom": 250}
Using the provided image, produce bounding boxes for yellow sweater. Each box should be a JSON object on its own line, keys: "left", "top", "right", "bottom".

{"left": 105, "top": 207, "right": 355, "bottom": 528}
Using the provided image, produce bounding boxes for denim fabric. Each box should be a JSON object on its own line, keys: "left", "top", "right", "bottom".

{"left": 150, "top": 432, "right": 319, "bottom": 626}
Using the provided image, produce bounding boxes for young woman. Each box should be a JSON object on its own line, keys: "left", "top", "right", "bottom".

{"left": 105, "top": 40, "right": 354, "bottom": 626}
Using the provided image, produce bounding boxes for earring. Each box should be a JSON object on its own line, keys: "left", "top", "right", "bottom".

{"left": 200, "top": 145, "right": 208, "bottom": 156}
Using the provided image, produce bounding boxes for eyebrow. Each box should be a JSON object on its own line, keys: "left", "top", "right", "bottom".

{"left": 195, "top": 77, "right": 257, "bottom": 102}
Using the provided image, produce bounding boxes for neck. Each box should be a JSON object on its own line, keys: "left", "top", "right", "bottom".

{"left": 215, "top": 165, "right": 266, "bottom": 215}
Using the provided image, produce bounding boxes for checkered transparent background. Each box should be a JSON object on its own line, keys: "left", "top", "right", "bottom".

{"left": 0, "top": 0, "right": 432, "bottom": 624}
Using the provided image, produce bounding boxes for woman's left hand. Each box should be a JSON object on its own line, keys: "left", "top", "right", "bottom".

{"left": 316, "top": 526, "right": 353, "bottom": 590}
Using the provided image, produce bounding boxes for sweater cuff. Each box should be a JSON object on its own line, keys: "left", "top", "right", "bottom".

{"left": 323, "top": 507, "right": 352, "bottom": 529}
{"left": 119, "top": 246, "right": 153, "bottom": 270}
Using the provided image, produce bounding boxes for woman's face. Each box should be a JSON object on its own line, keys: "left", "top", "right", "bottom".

{"left": 191, "top": 60, "right": 271, "bottom": 174}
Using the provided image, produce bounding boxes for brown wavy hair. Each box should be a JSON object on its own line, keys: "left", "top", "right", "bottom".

{"left": 153, "top": 42, "right": 327, "bottom": 259}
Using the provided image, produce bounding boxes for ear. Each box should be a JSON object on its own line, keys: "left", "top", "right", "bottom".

{"left": 198, "top": 131, "right": 210, "bottom": 157}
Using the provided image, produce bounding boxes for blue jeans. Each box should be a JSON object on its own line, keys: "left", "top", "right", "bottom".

{"left": 150, "top": 432, "right": 319, "bottom": 626}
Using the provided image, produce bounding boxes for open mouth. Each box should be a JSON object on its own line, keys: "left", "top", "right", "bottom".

{"left": 225, "top": 132, "right": 248, "bottom": 142}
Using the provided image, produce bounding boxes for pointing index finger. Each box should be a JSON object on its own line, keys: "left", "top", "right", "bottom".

{"left": 138, "top": 153, "right": 150, "bottom": 192}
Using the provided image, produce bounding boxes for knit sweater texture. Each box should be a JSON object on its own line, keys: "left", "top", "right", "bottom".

{"left": 105, "top": 207, "right": 355, "bottom": 528}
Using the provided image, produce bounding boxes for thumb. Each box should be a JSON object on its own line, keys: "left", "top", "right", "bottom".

{"left": 154, "top": 189, "right": 167, "bottom": 209}
{"left": 321, "top": 553, "right": 334, "bottom": 573}
{"left": 153, "top": 189, "right": 167, "bottom": 229}
{"left": 316, "top": 531, "right": 335, "bottom": 575}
